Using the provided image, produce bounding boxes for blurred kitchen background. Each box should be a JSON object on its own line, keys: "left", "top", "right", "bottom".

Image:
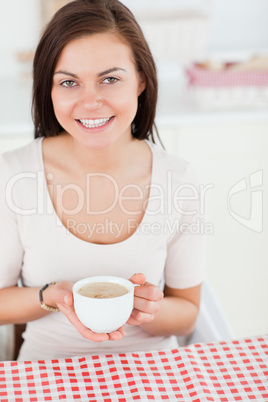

{"left": 0, "top": 0, "right": 267, "bottom": 341}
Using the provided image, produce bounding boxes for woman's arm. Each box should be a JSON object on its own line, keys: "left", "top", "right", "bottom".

{"left": 0, "top": 286, "right": 48, "bottom": 325}
{"left": 128, "top": 273, "right": 201, "bottom": 337}
{"left": 0, "top": 282, "right": 125, "bottom": 342}
{"left": 140, "top": 284, "right": 201, "bottom": 336}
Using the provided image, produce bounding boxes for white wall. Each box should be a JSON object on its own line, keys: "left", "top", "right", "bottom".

{"left": 208, "top": 0, "right": 268, "bottom": 53}
{"left": 123, "top": 0, "right": 268, "bottom": 55}
{"left": 0, "top": 0, "right": 40, "bottom": 77}
{"left": 121, "top": 0, "right": 212, "bottom": 15}
{"left": 1, "top": 0, "right": 268, "bottom": 77}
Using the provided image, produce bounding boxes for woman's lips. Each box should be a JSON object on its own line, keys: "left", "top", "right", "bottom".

{"left": 78, "top": 117, "right": 113, "bottom": 129}
{"left": 76, "top": 116, "right": 115, "bottom": 131}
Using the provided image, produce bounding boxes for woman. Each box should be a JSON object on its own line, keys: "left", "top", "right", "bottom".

{"left": 0, "top": 0, "right": 205, "bottom": 360}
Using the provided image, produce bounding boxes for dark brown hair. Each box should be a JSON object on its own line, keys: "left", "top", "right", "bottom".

{"left": 32, "top": 0, "right": 161, "bottom": 144}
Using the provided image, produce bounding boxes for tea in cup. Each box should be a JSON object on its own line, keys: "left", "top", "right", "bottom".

{"left": 73, "top": 276, "right": 135, "bottom": 333}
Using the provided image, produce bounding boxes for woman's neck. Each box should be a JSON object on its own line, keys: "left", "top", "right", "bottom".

{"left": 63, "top": 133, "right": 140, "bottom": 175}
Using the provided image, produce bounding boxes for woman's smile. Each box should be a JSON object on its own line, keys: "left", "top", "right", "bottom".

{"left": 78, "top": 117, "right": 113, "bottom": 129}
{"left": 75, "top": 116, "right": 115, "bottom": 134}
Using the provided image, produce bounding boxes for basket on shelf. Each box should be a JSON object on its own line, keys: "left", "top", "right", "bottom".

{"left": 185, "top": 58, "right": 268, "bottom": 110}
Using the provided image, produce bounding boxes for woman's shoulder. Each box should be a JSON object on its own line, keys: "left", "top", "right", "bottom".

{"left": 0, "top": 137, "right": 43, "bottom": 173}
{"left": 147, "top": 140, "right": 199, "bottom": 186}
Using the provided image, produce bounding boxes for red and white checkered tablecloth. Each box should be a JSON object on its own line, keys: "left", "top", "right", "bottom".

{"left": 0, "top": 335, "right": 267, "bottom": 402}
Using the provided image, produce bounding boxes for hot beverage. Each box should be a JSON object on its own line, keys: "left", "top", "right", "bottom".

{"left": 78, "top": 282, "right": 129, "bottom": 299}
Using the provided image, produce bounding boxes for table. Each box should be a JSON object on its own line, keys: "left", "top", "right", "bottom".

{"left": 0, "top": 335, "right": 267, "bottom": 402}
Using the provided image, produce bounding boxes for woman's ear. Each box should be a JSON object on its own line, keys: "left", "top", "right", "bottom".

{"left": 138, "top": 71, "right": 146, "bottom": 96}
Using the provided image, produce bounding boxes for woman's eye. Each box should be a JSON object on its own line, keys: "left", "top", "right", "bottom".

{"left": 102, "top": 77, "right": 119, "bottom": 84}
{"left": 61, "top": 80, "right": 77, "bottom": 87}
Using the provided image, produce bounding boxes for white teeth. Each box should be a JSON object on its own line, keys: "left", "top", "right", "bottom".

{"left": 79, "top": 117, "right": 111, "bottom": 128}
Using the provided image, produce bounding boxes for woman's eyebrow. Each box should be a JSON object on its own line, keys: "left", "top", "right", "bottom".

{"left": 54, "top": 67, "right": 127, "bottom": 78}
{"left": 54, "top": 70, "right": 78, "bottom": 78}
{"left": 97, "top": 67, "right": 127, "bottom": 77}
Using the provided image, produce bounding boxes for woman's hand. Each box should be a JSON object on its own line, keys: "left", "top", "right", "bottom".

{"left": 43, "top": 281, "right": 126, "bottom": 342}
{"left": 127, "top": 273, "right": 164, "bottom": 326}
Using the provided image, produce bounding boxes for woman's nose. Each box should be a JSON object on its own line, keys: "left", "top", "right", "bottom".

{"left": 79, "top": 85, "right": 103, "bottom": 109}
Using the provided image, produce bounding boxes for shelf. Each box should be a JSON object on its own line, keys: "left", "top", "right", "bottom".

{"left": 157, "top": 81, "right": 268, "bottom": 126}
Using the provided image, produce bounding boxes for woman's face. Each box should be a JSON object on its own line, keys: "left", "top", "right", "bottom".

{"left": 51, "top": 33, "right": 146, "bottom": 150}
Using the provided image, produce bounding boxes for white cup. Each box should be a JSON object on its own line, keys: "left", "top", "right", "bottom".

{"left": 73, "top": 276, "right": 135, "bottom": 333}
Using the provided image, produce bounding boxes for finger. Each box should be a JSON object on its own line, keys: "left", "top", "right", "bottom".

{"left": 129, "top": 273, "right": 146, "bottom": 286}
{"left": 63, "top": 292, "right": 73, "bottom": 306}
{"left": 133, "top": 297, "right": 161, "bottom": 315}
{"left": 127, "top": 308, "right": 154, "bottom": 325}
{"left": 56, "top": 290, "right": 73, "bottom": 307}
{"left": 115, "top": 325, "right": 126, "bottom": 337}
{"left": 126, "top": 315, "right": 140, "bottom": 326}
{"left": 108, "top": 326, "right": 126, "bottom": 341}
{"left": 134, "top": 283, "right": 164, "bottom": 302}
{"left": 57, "top": 303, "right": 109, "bottom": 342}
{"left": 132, "top": 308, "right": 155, "bottom": 323}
